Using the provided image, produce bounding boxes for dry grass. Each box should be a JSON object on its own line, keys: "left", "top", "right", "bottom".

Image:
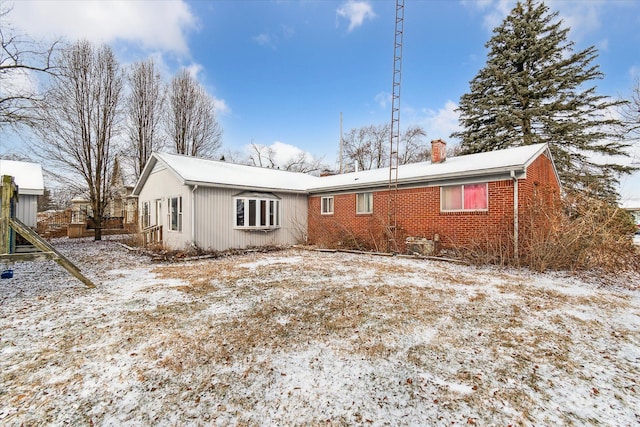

{"left": 1, "top": 242, "right": 638, "bottom": 425}
{"left": 139, "top": 251, "right": 640, "bottom": 423}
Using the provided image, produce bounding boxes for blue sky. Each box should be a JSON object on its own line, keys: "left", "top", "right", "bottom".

{"left": 4, "top": 0, "right": 640, "bottom": 203}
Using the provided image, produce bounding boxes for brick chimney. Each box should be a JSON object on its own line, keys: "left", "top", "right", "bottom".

{"left": 431, "top": 139, "right": 447, "bottom": 163}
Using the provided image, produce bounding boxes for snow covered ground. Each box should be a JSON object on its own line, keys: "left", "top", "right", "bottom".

{"left": 1, "top": 238, "right": 639, "bottom": 426}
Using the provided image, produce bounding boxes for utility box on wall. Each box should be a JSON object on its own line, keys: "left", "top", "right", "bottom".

{"left": 405, "top": 236, "right": 436, "bottom": 256}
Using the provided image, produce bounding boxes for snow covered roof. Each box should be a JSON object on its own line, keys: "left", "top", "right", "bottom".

{"left": 133, "top": 152, "right": 320, "bottom": 195}
{"left": 0, "top": 159, "right": 45, "bottom": 196}
{"left": 133, "top": 143, "right": 557, "bottom": 195}
{"left": 308, "top": 143, "right": 555, "bottom": 193}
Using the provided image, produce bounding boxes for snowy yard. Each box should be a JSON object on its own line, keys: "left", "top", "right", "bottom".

{"left": 1, "top": 238, "right": 639, "bottom": 426}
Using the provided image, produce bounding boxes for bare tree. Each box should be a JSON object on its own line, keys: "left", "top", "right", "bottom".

{"left": 35, "top": 40, "right": 124, "bottom": 240}
{"left": 398, "top": 125, "right": 428, "bottom": 164}
{"left": 0, "top": 2, "right": 60, "bottom": 128}
{"left": 166, "top": 69, "right": 222, "bottom": 158}
{"left": 281, "top": 151, "right": 326, "bottom": 174}
{"left": 247, "top": 141, "right": 326, "bottom": 174}
{"left": 342, "top": 123, "right": 428, "bottom": 171}
{"left": 342, "top": 124, "right": 389, "bottom": 171}
{"left": 125, "top": 58, "right": 164, "bottom": 179}
{"left": 620, "top": 79, "right": 640, "bottom": 146}
{"left": 248, "top": 141, "right": 276, "bottom": 168}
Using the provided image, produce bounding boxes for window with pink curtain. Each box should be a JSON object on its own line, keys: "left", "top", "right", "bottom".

{"left": 463, "top": 183, "right": 488, "bottom": 210}
{"left": 441, "top": 183, "right": 488, "bottom": 211}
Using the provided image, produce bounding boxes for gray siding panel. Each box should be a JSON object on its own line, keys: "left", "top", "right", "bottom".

{"left": 14, "top": 195, "right": 37, "bottom": 227}
{"left": 138, "top": 167, "right": 308, "bottom": 251}
{"left": 193, "top": 187, "right": 307, "bottom": 251}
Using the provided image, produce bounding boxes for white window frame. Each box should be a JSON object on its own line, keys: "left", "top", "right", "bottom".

{"left": 356, "top": 192, "right": 373, "bottom": 214}
{"left": 321, "top": 196, "right": 334, "bottom": 215}
{"left": 141, "top": 201, "right": 150, "bottom": 228}
{"left": 440, "top": 183, "right": 489, "bottom": 212}
{"left": 234, "top": 195, "right": 281, "bottom": 230}
{"left": 168, "top": 196, "right": 182, "bottom": 231}
{"left": 154, "top": 199, "right": 162, "bottom": 226}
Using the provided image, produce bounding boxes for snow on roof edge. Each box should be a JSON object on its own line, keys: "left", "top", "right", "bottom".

{"left": 0, "top": 159, "right": 45, "bottom": 194}
{"left": 133, "top": 143, "right": 552, "bottom": 195}
{"left": 307, "top": 143, "right": 550, "bottom": 192}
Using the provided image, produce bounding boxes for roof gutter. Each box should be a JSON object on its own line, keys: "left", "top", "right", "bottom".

{"left": 183, "top": 180, "right": 310, "bottom": 195}
{"left": 308, "top": 166, "right": 528, "bottom": 194}
{"left": 191, "top": 185, "right": 198, "bottom": 246}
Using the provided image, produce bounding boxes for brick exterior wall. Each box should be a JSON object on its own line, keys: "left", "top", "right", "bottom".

{"left": 308, "top": 152, "right": 560, "bottom": 253}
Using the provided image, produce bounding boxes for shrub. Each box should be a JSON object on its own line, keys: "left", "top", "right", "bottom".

{"left": 458, "top": 191, "right": 639, "bottom": 274}
{"left": 521, "top": 191, "right": 638, "bottom": 272}
{"left": 308, "top": 212, "right": 404, "bottom": 252}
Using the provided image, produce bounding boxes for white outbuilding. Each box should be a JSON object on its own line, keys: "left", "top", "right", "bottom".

{"left": 0, "top": 159, "right": 45, "bottom": 227}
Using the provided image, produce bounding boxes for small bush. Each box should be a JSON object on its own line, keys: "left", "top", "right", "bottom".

{"left": 527, "top": 192, "right": 638, "bottom": 272}
{"left": 458, "top": 191, "right": 639, "bottom": 274}
{"left": 308, "top": 212, "right": 405, "bottom": 253}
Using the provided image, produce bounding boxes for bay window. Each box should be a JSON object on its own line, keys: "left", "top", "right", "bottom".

{"left": 235, "top": 194, "right": 280, "bottom": 229}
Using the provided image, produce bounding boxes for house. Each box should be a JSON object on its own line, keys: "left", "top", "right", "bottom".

{"left": 108, "top": 158, "right": 138, "bottom": 227}
{"left": 132, "top": 153, "right": 315, "bottom": 250}
{"left": 307, "top": 140, "right": 560, "bottom": 254}
{"left": 133, "top": 141, "right": 560, "bottom": 254}
{"left": 0, "top": 159, "right": 45, "bottom": 227}
{"left": 621, "top": 202, "right": 640, "bottom": 234}
{"left": 65, "top": 160, "right": 138, "bottom": 238}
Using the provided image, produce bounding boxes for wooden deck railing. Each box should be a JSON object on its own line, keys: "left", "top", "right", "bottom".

{"left": 142, "top": 224, "right": 163, "bottom": 246}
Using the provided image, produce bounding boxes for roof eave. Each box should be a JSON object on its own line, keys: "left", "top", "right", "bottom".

{"left": 308, "top": 165, "right": 527, "bottom": 194}
{"left": 132, "top": 155, "right": 162, "bottom": 195}
{"left": 18, "top": 189, "right": 45, "bottom": 196}
{"left": 184, "top": 180, "right": 309, "bottom": 195}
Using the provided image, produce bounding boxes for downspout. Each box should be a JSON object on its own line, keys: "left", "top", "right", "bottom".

{"left": 191, "top": 185, "right": 198, "bottom": 246}
{"left": 511, "top": 170, "right": 519, "bottom": 264}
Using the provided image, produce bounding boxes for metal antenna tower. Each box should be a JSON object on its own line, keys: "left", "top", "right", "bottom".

{"left": 387, "top": 0, "right": 404, "bottom": 252}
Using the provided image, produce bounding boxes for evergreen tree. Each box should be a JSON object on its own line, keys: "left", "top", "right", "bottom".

{"left": 453, "top": 0, "right": 633, "bottom": 201}
{"left": 37, "top": 187, "right": 53, "bottom": 212}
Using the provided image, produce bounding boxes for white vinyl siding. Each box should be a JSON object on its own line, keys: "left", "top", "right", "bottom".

{"left": 137, "top": 158, "right": 308, "bottom": 251}
{"left": 136, "top": 164, "right": 189, "bottom": 249}
{"left": 192, "top": 187, "right": 306, "bottom": 251}
{"left": 9, "top": 194, "right": 38, "bottom": 227}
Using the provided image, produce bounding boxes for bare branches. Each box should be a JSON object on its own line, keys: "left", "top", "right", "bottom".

{"left": 620, "top": 79, "right": 640, "bottom": 146}
{"left": 281, "top": 151, "right": 326, "bottom": 174}
{"left": 342, "top": 124, "right": 389, "bottom": 171}
{"left": 125, "top": 58, "right": 164, "bottom": 179}
{"left": 399, "top": 125, "right": 429, "bottom": 164}
{"left": 34, "top": 40, "right": 124, "bottom": 240}
{"left": 248, "top": 142, "right": 276, "bottom": 168}
{"left": 341, "top": 123, "right": 428, "bottom": 171}
{"left": 247, "top": 141, "right": 326, "bottom": 173}
{"left": 0, "top": 2, "right": 61, "bottom": 128}
{"left": 166, "top": 69, "right": 222, "bottom": 158}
